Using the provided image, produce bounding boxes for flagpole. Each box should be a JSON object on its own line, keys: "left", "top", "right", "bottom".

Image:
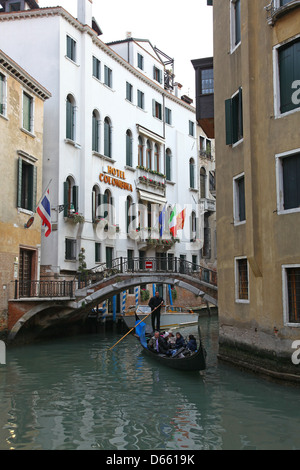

{"left": 35, "top": 179, "right": 52, "bottom": 213}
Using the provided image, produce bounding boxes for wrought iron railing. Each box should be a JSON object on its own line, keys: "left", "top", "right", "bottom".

{"left": 78, "top": 257, "right": 217, "bottom": 289}
{"left": 14, "top": 280, "right": 75, "bottom": 299}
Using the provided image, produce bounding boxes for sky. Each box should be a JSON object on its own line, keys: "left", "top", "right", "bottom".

{"left": 38, "top": 0, "right": 214, "bottom": 100}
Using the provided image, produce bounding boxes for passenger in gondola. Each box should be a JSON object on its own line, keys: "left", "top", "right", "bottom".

{"left": 174, "top": 332, "right": 186, "bottom": 349}
{"left": 186, "top": 334, "right": 197, "bottom": 352}
{"left": 148, "top": 331, "right": 169, "bottom": 355}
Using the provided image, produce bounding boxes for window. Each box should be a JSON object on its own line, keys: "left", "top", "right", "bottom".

{"left": 225, "top": 88, "right": 243, "bottom": 145}
{"left": 92, "top": 185, "right": 101, "bottom": 222}
{"left": 233, "top": 173, "right": 246, "bottom": 223}
{"left": 17, "top": 158, "right": 37, "bottom": 212}
{"left": 231, "top": 0, "right": 241, "bottom": 50}
{"left": 235, "top": 257, "right": 249, "bottom": 302}
{"left": 9, "top": 2, "right": 21, "bottom": 11}
{"left": 137, "top": 53, "right": 144, "bottom": 70}
{"left": 202, "top": 213, "right": 211, "bottom": 259}
{"left": 189, "top": 158, "right": 195, "bottom": 189}
{"left": 95, "top": 243, "right": 101, "bottom": 263}
{"left": 283, "top": 266, "right": 300, "bottom": 325}
{"left": 63, "top": 176, "right": 78, "bottom": 217}
{"left": 126, "top": 130, "right": 133, "bottom": 167}
{"left": 200, "top": 167, "right": 206, "bottom": 199}
{"left": 166, "top": 149, "right": 172, "bottom": 181}
{"left": 23, "top": 92, "right": 33, "bottom": 133}
{"left": 189, "top": 120, "right": 195, "bottom": 137}
{"left": 104, "top": 65, "right": 112, "bottom": 88}
{"left": 65, "top": 239, "right": 76, "bottom": 261}
{"left": 153, "top": 66, "right": 163, "bottom": 84}
{"left": 137, "top": 90, "right": 144, "bottom": 109}
{"left": 0, "top": 73, "right": 6, "bottom": 116}
{"left": 209, "top": 171, "right": 216, "bottom": 192}
{"left": 146, "top": 140, "right": 152, "bottom": 169}
{"left": 126, "top": 196, "right": 136, "bottom": 233}
{"left": 201, "top": 68, "right": 214, "bottom": 94}
{"left": 192, "top": 255, "right": 198, "bottom": 270}
{"left": 104, "top": 117, "right": 112, "bottom": 157}
{"left": 66, "top": 35, "right": 76, "bottom": 62}
{"left": 153, "top": 100, "right": 162, "bottom": 120}
{"left": 104, "top": 189, "right": 114, "bottom": 224}
{"left": 154, "top": 144, "right": 160, "bottom": 172}
{"left": 106, "top": 246, "right": 113, "bottom": 268}
{"left": 277, "top": 38, "right": 300, "bottom": 115}
{"left": 92, "top": 56, "right": 101, "bottom": 80}
{"left": 165, "top": 107, "right": 172, "bottom": 125}
{"left": 138, "top": 136, "right": 144, "bottom": 166}
{"left": 126, "top": 82, "right": 133, "bottom": 102}
{"left": 66, "top": 94, "right": 76, "bottom": 141}
{"left": 190, "top": 211, "right": 197, "bottom": 242}
{"left": 276, "top": 150, "right": 300, "bottom": 213}
{"left": 92, "top": 110, "right": 100, "bottom": 152}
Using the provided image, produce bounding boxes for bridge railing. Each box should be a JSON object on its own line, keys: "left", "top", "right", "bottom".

{"left": 78, "top": 257, "right": 217, "bottom": 289}
{"left": 13, "top": 280, "right": 75, "bottom": 299}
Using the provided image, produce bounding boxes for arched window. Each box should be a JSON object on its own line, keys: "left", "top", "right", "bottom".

{"left": 154, "top": 144, "right": 160, "bottom": 172}
{"left": 126, "top": 130, "right": 133, "bottom": 167}
{"left": 63, "top": 176, "right": 78, "bottom": 217}
{"left": 104, "top": 188, "right": 113, "bottom": 223}
{"left": 190, "top": 211, "right": 196, "bottom": 241}
{"left": 66, "top": 94, "right": 76, "bottom": 141}
{"left": 166, "top": 148, "right": 172, "bottom": 181}
{"left": 92, "top": 110, "right": 100, "bottom": 152}
{"left": 189, "top": 158, "right": 195, "bottom": 189}
{"left": 104, "top": 117, "right": 112, "bottom": 158}
{"left": 138, "top": 136, "right": 144, "bottom": 166}
{"left": 200, "top": 167, "right": 206, "bottom": 199}
{"left": 92, "top": 185, "right": 101, "bottom": 222}
{"left": 146, "top": 140, "right": 152, "bottom": 170}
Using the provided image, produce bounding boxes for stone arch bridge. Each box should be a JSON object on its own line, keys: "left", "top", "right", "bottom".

{"left": 8, "top": 257, "right": 217, "bottom": 343}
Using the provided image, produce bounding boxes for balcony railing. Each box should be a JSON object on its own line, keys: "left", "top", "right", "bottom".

{"left": 14, "top": 280, "right": 75, "bottom": 299}
{"left": 136, "top": 166, "right": 166, "bottom": 196}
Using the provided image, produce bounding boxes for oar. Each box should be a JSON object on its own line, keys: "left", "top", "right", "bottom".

{"left": 107, "top": 302, "right": 163, "bottom": 352}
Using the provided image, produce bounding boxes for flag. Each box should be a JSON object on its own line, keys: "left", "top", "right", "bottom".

{"left": 176, "top": 208, "right": 186, "bottom": 231}
{"left": 37, "top": 189, "right": 51, "bottom": 237}
{"left": 169, "top": 205, "right": 177, "bottom": 237}
{"left": 159, "top": 203, "right": 167, "bottom": 237}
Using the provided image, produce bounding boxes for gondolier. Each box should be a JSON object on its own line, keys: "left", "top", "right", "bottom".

{"left": 148, "top": 291, "right": 164, "bottom": 332}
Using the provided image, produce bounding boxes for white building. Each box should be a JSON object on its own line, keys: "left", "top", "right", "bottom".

{"left": 0, "top": 0, "right": 202, "bottom": 303}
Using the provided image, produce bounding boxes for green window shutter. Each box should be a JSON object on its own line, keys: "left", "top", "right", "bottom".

{"left": 66, "top": 98, "right": 74, "bottom": 140}
{"left": 92, "top": 191, "right": 96, "bottom": 222}
{"left": 0, "top": 73, "right": 4, "bottom": 115}
{"left": 152, "top": 99, "right": 155, "bottom": 117}
{"left": 73, "top": 185, "right": 79, "bottom": 213}
{"left": 63, "top": 181, "right": 69, "bottom": 217}
{"left": 17, "top": 157, "right": 23, "bottom": 208}
{"left": 238, "top": 87, "right": 243, "bottom": 139}
{"left": 23, "top": 93, "right": 31, "bottom": 131}
{"left": 225, "top": 98, "right": 233, "bottom": 145}
{"left": 104, "top": 120, "right": 111, "bottom": 157}
{"left": 126, "top": 132, "right": 132, "bottom": 166}
{"left": 92, "top": 113, "right": 99, "bottom": 152}
{"left": 279, "top": 39, "right": 300, "bottom": 114}
{"left": 190, "top": 162, "right": 195, "bottom": 188}
{"left": 166, "top": 153, "right": 171, "bottom": 181}
{"left": 32, "top": 166, "right": 37, "bottom": 212}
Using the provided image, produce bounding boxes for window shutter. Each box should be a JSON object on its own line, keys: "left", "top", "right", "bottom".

{"left": 73, "top": 185, "right": 79, "bottom": 212}
{"left": 92, "top": 191, "right": 96, "bottom": 222}
{"left": 283, "top": 154, "right": 300, "bottom": 210}
{"left": 238, "top": 87, "right": 243, "bottom": 139}
{"left": 103, "top": 193, "right": 108, "bottom": 219}
{"left": 166, "top": 153, "right": 171, "bottom": 181}
{"left": 63, "top": 181, "right": 69, "bottom": 217}
{"left": 32, "top": 166, "right": 37, "bottom": 212}
{"left": 17, "top": 157, "right": 23, "bottom": 208}
{"left": 152, "top": 99, "right": 155, "bottom": 117}
{"left": 66, "top": 99, "right": 73, "bottom": 140}
{"left": 126, "top": 132, "right": 132, "bottom": 166}
{"left": 238, "top": 177, "right": 246, "bottom": 221}
{"left": 225, "top": 98, "right": 233, "bottom": 145}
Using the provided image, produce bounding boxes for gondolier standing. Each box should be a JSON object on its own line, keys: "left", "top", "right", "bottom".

{"left": 148, "top": 291, "right": 164, "bottom": 332}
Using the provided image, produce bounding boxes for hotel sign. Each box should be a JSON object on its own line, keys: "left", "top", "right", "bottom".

{"left": 99, "top": 166, "right": 133, "bottom": 192}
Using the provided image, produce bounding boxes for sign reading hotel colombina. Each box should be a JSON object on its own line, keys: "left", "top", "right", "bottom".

{"left": 99, "top": 166, "right": 133, "bottom": 192}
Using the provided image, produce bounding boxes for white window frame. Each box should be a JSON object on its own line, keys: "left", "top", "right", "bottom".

{"left": 273, "top": 33, "right": 300, "bottom": 119}
{"left": 275, "top": 147, "right": 300, "bottom": 215}
{"left": 22, "top": 90, "right": 35, "bottom": 135}
{"left": 92, "top": 55, "right": 101, "bottom": 81}
{"left": 0, "top": 72, "right": 8, "bottom": 118}
{"left": 235, "top": 256, "right": 250, "bottom": 303}
{"left": 104, "top": 64, "right": 113, "bottom": 89}
{"left": 230, "top": 0, "right": 241, "bottom": 54}
{"left": 282, "top": 264, "right": 300, "bottom": 327}
{"left": 66, "top": 34, "right": 77, "bottom": 64}
{"left": 233, "top": 172, "right": 246, "bottom": 226}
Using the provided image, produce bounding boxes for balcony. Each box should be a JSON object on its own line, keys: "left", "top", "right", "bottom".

{"left": 136, "top": 228, "right": 179, "bottom": 251}
{"left": 200, "top": 198, "right": 216, "bottom": 212}
{"left": 265, "top": 0, "right": 300, "bottom": 25}
{"left": 136, "top": 166, "right": 166, "bottom": 198}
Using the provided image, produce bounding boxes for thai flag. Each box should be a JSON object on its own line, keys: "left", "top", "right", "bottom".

{"left": 37, "top": 189, "right": 52, "bottom": 237}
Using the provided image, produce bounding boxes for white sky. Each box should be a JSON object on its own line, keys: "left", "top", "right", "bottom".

{"left": 38, "top": 0, "right": 213, "bottom": 99}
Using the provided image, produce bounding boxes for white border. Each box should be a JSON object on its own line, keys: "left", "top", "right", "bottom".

{"left": 275, "top": 147, "right": 300, "bottom": 214}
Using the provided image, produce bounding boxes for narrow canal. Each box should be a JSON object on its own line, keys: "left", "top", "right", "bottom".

{"left": 0, "top": 316, "right": 299, "bottom": 450}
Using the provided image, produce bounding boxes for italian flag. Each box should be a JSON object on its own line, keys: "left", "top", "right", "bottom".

{"left": 169, "top": 206, "right": 186, "bottom": 237}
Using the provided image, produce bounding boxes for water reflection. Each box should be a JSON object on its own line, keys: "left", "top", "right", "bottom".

{"left": 0, "top": 317, "right": 299, "bottom": 450}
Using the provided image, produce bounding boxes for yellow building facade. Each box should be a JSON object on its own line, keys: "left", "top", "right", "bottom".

{"left": 0, "top": 49, "right": 51, "bottom": 329}
{"left": 212, "top": 0, "right": 300, "bottom": 382}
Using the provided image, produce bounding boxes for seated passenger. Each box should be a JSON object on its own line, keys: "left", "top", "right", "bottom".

{"left": 174, "top": 332, "right": 186, "bottom": 349}
{"left": 186, "top": 334, "right": 197, "bottom": 352}
{"left": 148, "top": 331, "right": 169, "bottom": 354}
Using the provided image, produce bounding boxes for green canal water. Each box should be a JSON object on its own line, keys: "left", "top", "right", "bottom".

{"left": 0, "top": 316, "right": 299, "bottom": 451}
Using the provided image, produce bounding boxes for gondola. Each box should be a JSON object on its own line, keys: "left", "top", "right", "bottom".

{"left": 124, "top": 313, "right": 207, "bottom": 372}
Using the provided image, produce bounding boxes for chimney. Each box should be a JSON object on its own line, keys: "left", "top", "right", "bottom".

{"left": 77, "top": 0, "right": 93, "bottom": 27}
{"left": 174, "top": 82, "right": 182, "bottom": 98}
